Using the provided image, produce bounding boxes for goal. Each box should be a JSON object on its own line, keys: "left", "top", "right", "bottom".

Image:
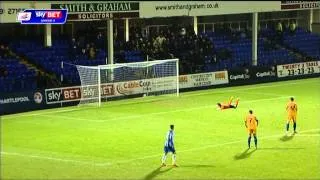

{"left": 75, "top": 58, "right": 179, "bottom": 106}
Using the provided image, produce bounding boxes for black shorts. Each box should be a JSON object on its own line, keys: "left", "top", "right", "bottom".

{"left": 164, "top": 146, "right": 176, "bottom": 154}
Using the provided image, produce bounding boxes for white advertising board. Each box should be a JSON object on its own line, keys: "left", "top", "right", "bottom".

{"left": 45, "top": 71, "right": 229, "bottom": 104}
{"left": 139, "top": 1, "right": 281, "bottom": 18}
{"left": 277, "top": 61, "right": 320, "bottom": 78}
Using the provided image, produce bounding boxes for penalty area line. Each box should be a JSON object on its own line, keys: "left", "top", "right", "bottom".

{"left": 1, "top": 128, "right": 319, "bottom": 167}
{"left": 26, "top": 96, "right": 290, "bottom": 123}
{"left": 0, "top": 151, "right": 104, "bottom": 166}
{"left": 96, "top": 128, "right": 320, "bottom": 166}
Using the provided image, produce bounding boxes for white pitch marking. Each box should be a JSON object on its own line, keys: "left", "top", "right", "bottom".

{"left": 236, "top": 91, "right": 287, "bottom": 97}
{"left": 2, "top": 128, "right": 318, "bottom": 167}
{"left": 33, "top": 96, "right": 290, "bottom": 123}
{"left": 96, "top": 128, "right": 320, "bottom": 166}
{"left": 2, "top": 78, "right": 318, "bottom": 119}
{"left": 183, "top": 78, "right": 319, "bottom": 98}
{"left": 1, "top": 107, "right": 87, "bottom": 120}
{"left": 0, "top": 151, "right": 105, "bottom": 166}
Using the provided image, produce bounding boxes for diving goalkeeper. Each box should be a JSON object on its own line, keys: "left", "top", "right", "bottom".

{"left": 216, "top": 96, "right": 240, "bottom": 110}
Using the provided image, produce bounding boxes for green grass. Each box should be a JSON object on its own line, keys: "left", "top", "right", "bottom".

{"left": 1, "top": 77, "right": 320, "bottom": 180}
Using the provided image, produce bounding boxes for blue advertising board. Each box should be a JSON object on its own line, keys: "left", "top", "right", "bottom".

{"left": 0, "top": 90, "right": 54, "bottom": 115}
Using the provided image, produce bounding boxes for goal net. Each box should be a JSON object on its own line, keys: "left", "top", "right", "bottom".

{"left": 75, "top": 58, "right": 179, "bottom": 106}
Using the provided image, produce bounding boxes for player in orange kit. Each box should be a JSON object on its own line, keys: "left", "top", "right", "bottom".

{"left": 217, "top": 96, "right": 239, "bottom": 110}
{"left": 286, "top": 97, "right": 298, "bottom": 135}
{"left": 245, "top": 110, "right": 259, "bottom": 149}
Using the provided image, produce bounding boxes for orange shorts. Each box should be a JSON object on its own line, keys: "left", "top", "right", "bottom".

{"left": 288, "top": 114, "right": 297, "bottom": 122}
{"left": 247, "top": 128, "right": 257, "bottom": 135}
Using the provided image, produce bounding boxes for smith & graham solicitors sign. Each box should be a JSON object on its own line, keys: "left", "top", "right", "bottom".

{"left": 51, "top": 2, "right": 139, "bottom": 21}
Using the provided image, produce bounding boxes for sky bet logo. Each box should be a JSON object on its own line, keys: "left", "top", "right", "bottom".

{"left": 35, "top": 11, "right": 62, "bottom": 18}
{"left": 17, "top": 9, "right": 68, "bottom": 25}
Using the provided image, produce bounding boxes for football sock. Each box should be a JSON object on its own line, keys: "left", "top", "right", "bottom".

{"left": 172, "top": 154, "right": 176, "bottom": 165}
{"left": 254, "top": 135, "right": 257, "bottom": 147}
{"left": 286, "top": 123, "right": 289, "bottom": 131}
{"left": 293, "top": 122, "right": 297, "bottom": 131}
{"left": 248, "top": 136, "right": 251, "bottom": 148}
{"left": 235, "top": 98, "right": 239, "bottom": 107}
{"left": 161, "top": 154, "right": 167, "bottom": 164}
{"left": 228, "top": 96, "right": 234, "bottom": 105}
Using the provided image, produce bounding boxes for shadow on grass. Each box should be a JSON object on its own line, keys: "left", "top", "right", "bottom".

{"left": 143, "top": 166, "right": 173, "bottom": 180}
{"left": 279, "top": 134, "right": 294, "bottom": 142}
{"left": 234, "top": 148, "right": 256, "bottom": 160}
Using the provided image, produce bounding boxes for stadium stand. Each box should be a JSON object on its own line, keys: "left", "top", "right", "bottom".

{"left": 3, "top": 23, "right": 320, "bottom": 92}
{"left": 282, "top": 27, "right": 320, "bottom": 60}
{"left": 0, "top": 43, "right": 37, "bottom": 93}
{"left": 258, "top": 27, "right": 299, "bottom": 65}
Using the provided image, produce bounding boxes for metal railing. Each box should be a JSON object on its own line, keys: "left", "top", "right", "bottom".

{"left": 198, "top": 21, "right": 249, "bottom": 33}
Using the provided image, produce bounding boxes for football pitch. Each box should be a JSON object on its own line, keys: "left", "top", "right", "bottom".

{"left": 1, "top": 77, "right": 320, "bottom": 180}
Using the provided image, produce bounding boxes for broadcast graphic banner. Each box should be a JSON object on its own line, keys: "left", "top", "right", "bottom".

{"left": 17, "top": 9, "right": 67, "bottom": 24}
{"left": 277, "top": 61, "right": 320, "bottom": 78}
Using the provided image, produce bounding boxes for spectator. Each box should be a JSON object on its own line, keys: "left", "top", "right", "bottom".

{"left": 180, "top": 27, "right": 186, "bottom": 36}
{"left": 114, "top": 28, "right": 118, "bottom": 40}
{"left": 78, "top": 36, "right": 86, "bottom": 50}
{"left": 0, "top": 66, "right": 8, "bottom": 77}
{"left": 69, "top": 38, "right": 78, "bottom": 60}
{"left": 85, "top": 43, "right": 91, "bottom": 54}
{"left": 275, "top": 21, "right": 283, "bottom": 44}
{"left": 263, "top": 38, "right": 274, "bottom": 51}
{"left": 154, "top": 33, "right": 166, "bottom": 53}
{"left": 186, "top": 24, "right": 195, "bottom": 36}
{"left": 145, "top": 41, "right": 154, "bottom": 56}
{"left": 89, "top": 43, "right": 96, "bottom": 59}
{"left": 80, "top": 48, "right": 87, "bottom": 57}
{"left": 276, "top": 21, "right": 283, "bottom": 34}
{"left": 196, "top": 48, "right": 205, "bottom": 66}
{"left": 0, "top": 44, "right": 10, "bottom": 58}
{"left": 36, "top": 71, "right": 47, "bottom": 89}
{"left": 284, "top": 21, "right": 290, "bottom": 32}
{"left": 96, "top": 32, "right": 104, "bottom": 50}
{"left": 212, "top": 54, "right": 217, "bottom": 64}
{"left": 0, "top": 45, "right": 5, "bottom": 58}
{"left": 289, "top": 20, "right": 296, "bottom": 36}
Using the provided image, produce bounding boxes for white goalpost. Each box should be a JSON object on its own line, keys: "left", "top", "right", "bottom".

{"left": 75, "top": 58, "right": 179, "bottom": 107}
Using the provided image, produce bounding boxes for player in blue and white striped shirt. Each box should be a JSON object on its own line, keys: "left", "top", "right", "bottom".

{"left": 161, "top": 124, "right": 177, "bottom": 167}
